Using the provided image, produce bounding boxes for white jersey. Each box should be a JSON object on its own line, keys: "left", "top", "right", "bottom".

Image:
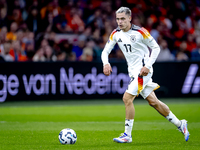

{"left": 101, "top": 24, "right": 160, "bottom": 77}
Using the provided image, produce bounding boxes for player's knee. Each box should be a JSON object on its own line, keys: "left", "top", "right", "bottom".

{"left": 123, "top": 96, "right": 132, "bottom": 106}
{"left": 148, "top": 99, "right": 159, "bottom": 108}
{"left": 146, "top": 92, "right": 159, "bottom": 108}
{"left": 123, "top": 92, "right": 135, "bottom": 106}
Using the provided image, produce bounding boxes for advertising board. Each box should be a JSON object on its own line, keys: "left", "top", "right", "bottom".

{"left": 0, "top": 61, "right": 199, "bottom": 102}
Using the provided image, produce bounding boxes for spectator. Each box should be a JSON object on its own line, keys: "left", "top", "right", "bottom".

{"left": 132, "top": 15, "right": 143, "bottom": 27}
{"left": 150, "top": 23, "right": 160, "bottom": 42}
{"left": 26, "top": 7, "right": 41, "bottom": 34}
{"left": 173, "top": 18, "right": 187, "bottom": 40}
{"left": 40, "top": 0, "right": 61, "bottom": 20}
{"left": 10, "top": 40, "right": 27, "bottom": 61}
{"left": 40, "top": 38, "right": 49, "bottom": 48}
{"left": 3, "top": 42, "right": 14, "bottom": 61}
{"left": 25, "top": 42, "right": 35, "bottom": 61}
{"left": 78, "top": 27, "right": 92, "bottom": 43}
{"left": 0, "top": 26, "right": 7, "bottom": 44}
{"left": 44, "top": 45, "right": 57, "bottom": 61}
{"left": 176, "top": 41, "right": 189, "bottom": 61}
{"left": 185, "top": 11, "right": 196, "bottom": 31}
{"left": 28, "top": 0, "right": 39, "bottom": 11}
{"left": 87, "top": 8, "right": 104, "bottom": 31}
{"left": 156, "top": 39, "right": 175, "bottom": 62}
{"left": 6, "top": 22, "right": 18, "bottom": 41}
{"left": 102, "top": 20, "right": 113, "bottom": 44}
{"left": 185, "top": 33, "right": 196, "bottom": 53}
{"left": 32, "top": 47, "right": 46, "bottom": 62}
{"left": 9, "top": 8, "right": 23, "bottom": 26}
{"left": 46, "top": 31, "right": 56, "bottom": 47}
{"left": 80, "top": 47, "right": 93, "bottom": 62}
{"left": 72, "top": 38, "right": 85, "bottom": 60}
{"left": 58, "top": 40, "right": 76, "bottom": 61}
{"left": 16, "top": 29, "right": 26, "bottom": 51}
{"left": 0, "top": 7, "right": 8, "bottom": 28}
{"left": 91, "top": 28, "right": 101, "bottom": 43}
{"left": 22, "top": 31, "right": 34, "bottom": 45}
{"left": 41, "top": 12, "right": 54, "bottom": 33}
{"left": 191, "top": 37, "right": 200, "bottom": 61}
{"left": 65, "top": 7, "right": 85, "bottom": 33}
{"left": 145, "top": 16, "right": 154, "bottom": 32}
{"left": 52, "top": 9, "right": 70, "bottom": 33}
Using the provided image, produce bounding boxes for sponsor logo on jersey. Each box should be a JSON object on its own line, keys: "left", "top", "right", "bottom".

{"left": 118, "top": 38, "right": 122, "bottom": 42}
{"left": 130, "top": 35, "right": 136, "bottom": 43}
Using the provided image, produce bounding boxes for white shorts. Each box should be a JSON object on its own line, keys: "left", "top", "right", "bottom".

{"left": 126, "top": 72, "right": 160, "bottom": 99}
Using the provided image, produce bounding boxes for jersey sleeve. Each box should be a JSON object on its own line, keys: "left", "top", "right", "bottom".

{"left": 101, "top": 30, "right": 117, "bottom": 66}
{"left": 138, "top": 27, "right": 160, "bottom": 69}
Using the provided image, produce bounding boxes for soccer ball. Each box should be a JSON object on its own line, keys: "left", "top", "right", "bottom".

{"left": 58, "top": 128, "right": 77, "bottom": 144}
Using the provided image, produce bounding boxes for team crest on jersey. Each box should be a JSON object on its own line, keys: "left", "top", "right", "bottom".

{"left": 130, "top": 35, "right": 136, "bottom": 43}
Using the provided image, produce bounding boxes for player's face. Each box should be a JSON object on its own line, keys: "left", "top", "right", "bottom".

{"left": 116, "top": 12, "right": 131, "bottom": 32}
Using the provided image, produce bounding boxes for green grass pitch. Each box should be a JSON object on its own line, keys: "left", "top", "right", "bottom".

{"left": 0, "top": 98, "right": 200, "bottom": 150}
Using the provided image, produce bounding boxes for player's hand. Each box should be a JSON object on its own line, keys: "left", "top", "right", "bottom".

{"left": 103, "top": 64, "right": 112, "bottom": 76}
{"left": 140, "top": 66, "right": 149, "bottom": 76}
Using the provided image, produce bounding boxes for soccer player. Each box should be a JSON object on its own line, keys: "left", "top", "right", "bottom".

{"left": 101, "top": 7, "right": 189, "bottom": 143}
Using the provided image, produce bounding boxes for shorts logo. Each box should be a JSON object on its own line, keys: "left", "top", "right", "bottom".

{"left": 130, "top": 35, "right": 136, "bottom": 43}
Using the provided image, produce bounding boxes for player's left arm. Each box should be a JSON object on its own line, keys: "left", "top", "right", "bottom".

{"left": 140, "top": 28, "right": 160, "bottom": 76}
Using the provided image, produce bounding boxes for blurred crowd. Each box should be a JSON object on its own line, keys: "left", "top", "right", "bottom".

{"left": 0, "top": 0, "right": 200, "bottom": 62}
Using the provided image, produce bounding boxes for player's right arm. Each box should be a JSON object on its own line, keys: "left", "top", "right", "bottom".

{"left": 101, "top": 30, "right": 117, "bottom": 76}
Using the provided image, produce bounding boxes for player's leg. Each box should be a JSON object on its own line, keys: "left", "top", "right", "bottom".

{"left": 123, "top": 92, "right": 136, "bottom": 137}
{"left": 146, "top": 91, "right": 170, "bottom": 117}
{"left": 113, "top": 92, "right": 135, "bottom": 143}
{"left": 145, "top": 91, "right": 190, "bottom": 141}
{"left": 113, "top": 74, "right": 153, "bottom": 143}
{"left": 123, "top": 92, "right": 136, "bottom": 119}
